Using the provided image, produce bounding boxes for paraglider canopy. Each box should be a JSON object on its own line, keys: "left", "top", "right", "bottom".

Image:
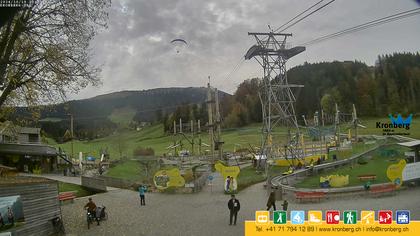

{"left": 170, "top": 39, "right": 187, "bottom": 44}
{"left": 170, "top": 38, "right": 187, "bottom": 53}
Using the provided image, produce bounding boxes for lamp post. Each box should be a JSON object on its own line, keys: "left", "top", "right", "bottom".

{"left": 68, "top": 114, "right": 74, "bottom": 160}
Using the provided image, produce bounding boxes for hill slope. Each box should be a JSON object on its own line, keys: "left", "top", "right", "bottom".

{"left": 14, "top": 87, "right": 230, "bottom": 141}
{"left": 44, "top": 87, "right": 229, "bottom": 122}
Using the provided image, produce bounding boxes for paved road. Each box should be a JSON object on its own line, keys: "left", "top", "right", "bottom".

{"left": 61, "top": 175, "right": 420, "bottom": 236}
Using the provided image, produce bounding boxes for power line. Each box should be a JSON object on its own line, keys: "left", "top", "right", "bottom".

{"left": 220, "top": 57, "right": 245, "bottom": 83}
{"left": 302, "top": 7, "right": 420, "bottom": 46}
{"left": 220, "top": 1, "right": 337, "bottom": 84}
{"left": 276, "top": 0, "right": 336, "bottom": 33}
{"left": 273, "top": 0, "right": 325, "bottom": 33}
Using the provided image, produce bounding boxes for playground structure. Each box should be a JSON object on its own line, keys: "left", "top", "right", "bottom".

{"left": 166, "top": 118, "right": 206, "bottom": 157}
{"left": 166, "top": 82, "right": 223, "bottom": 160}
{"left": 269, "top": 135, "right": 420, "bottom": 201}
{"left": 263, "top": 102, "right": 367, "bottom": 168}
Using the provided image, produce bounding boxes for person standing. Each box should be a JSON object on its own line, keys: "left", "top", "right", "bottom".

{"left": 231, "top": 177, "right": 237, "bottom": 192}
{"left": 225, "top": 176, "right": 231, "bottom": 192}
{"left": 229, "top": 177, "right": 235, "bottom": 192}
{"left": 281, "top": 200, "right": 288, "bottom": 211}
{"left": 0, "top": 212, "right": 4, "bottom": 227}
{"left": 139, "top": 184, "right": 147, "bottom": 206}
{"left": 7, "top": 207, "right": 14, "bottom": 226}
{"left": 266, "top": 191, "right": 276, "bottom": 211}
{"left": 228, "top": 194, "right": 240, "bottom": 225}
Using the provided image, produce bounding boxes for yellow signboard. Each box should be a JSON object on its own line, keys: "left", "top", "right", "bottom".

{"left": 214, "top": 161, "right": 240, "bottom": 179}
{"left": 153, "top": 168, "right": 185, "bottom": 190}
{"left": 320, "top": 175, "right": 349, "bottom": 187}
{"left": 215, "top": 161, "right": 240, "bottom": 192}
{"left": 386, "top": 159, "right": 406, "bottom": 187}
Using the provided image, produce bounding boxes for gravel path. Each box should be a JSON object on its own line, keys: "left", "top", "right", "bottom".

{"left": 61, "top": 175, "right": 420, "bottom": 236}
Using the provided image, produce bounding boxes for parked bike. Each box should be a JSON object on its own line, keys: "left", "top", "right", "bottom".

{"left": 86, "top": 205, "right": 107, "bottom": 229}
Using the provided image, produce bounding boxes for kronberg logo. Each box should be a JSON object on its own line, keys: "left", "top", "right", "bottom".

{"left": 376, "top": 114, "right": 413, "bottom": 136}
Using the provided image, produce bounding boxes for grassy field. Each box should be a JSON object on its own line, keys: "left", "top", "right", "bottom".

{"left": 236, "top": 165, "right": 288, "bottom": 191}
{"left": 55, "top": 123, "right": 269, "bottom": 159}
{"left": 54, "top": 116, "right": 419, "bottom": 160}
{"left": 56, "top": 124, "right": 170, "bottom": 159}
{"left": 327, "top": 141, "right": 384, "bottom": 161}
{"left": 106, "top": 160, "right": 143, "bottom": 180}
{"left": 237, "top": 166, "right": 266, "bottom": 191}
{"left": 295, "top": 144, "right": 410, "bottom": 188}
{"left": 105, "top": 160, "right": 162, "bottom": 183}
{"left": 58, "top": 182, "right": 97, "bottom": 197}
{"left": 108, "top": 106, "right": 137, "bottom": 128}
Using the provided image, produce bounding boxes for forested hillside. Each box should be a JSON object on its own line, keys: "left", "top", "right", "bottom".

{"left": 222, "top": 52, "right": 420, "bottom": 127}
{"left": 11, "top": 87, "right": 230, "bottom": 141}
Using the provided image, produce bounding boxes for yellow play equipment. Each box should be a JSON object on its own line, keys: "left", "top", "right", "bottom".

{"left": 386, "top": 159, "right": 406, "bottom": 187}
{"left": 320, "top": 174, "right": 349, "bottom": 187}
{"left": 153, "top": 168, "right": 185, "bottom": 190}
{"left": 214, "top": 161, "right": 240, "bottom": 179}
{"left": 273, "top": 136, "right": 331, "bottom": 167}
{"left": 275, "top": 154, "right": 327, "bottom": 167}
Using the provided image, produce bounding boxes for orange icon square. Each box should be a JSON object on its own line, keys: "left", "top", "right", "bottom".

{"left": 256, "top": 211, "right": 270, "bottom": 225}
{"left": 361, "top": 211, "right": 375, "bottom": 225}
{"left": 308, "top": 211, "right": 322, "bottom": 225}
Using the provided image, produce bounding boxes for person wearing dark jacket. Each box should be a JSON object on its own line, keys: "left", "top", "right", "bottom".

{"left": 0, "top": 212, "right": 4, "bottom": 227}
{"left": 266, "top": 191, "right": 276, "bottom": 211}
{"left": 228, "top": 194, "right": 240, "bottom": 225}
{"left": 84, "top": 198, "right": 100, "bottom": 225}
{"left": 7, "top": 207, "right": 14, "bottom": 226}
{"left": 281, "top": 200, "right": 288, "bottom": 211}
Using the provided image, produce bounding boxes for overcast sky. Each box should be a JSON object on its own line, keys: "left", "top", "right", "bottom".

{"left": 70, "top": 0, "right": 420, "bottom": 100}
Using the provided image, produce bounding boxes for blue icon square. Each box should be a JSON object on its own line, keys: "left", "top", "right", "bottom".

{"left": 291, "top": 211, "right": 305, "bottom": 224}
{"left": 396, "top": 210, "right": 410, "bottom": 224}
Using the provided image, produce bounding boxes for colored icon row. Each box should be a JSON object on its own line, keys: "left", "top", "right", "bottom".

{"left": 255, "top": 210, "right": 410, "bottom": 225}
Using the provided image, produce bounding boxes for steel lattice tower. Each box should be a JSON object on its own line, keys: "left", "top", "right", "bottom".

{"left": 245, "top": 32, "right": 305, "bottom": 169}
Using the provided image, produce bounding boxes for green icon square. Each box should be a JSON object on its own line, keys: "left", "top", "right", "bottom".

{"left": 343, "top": 211, "right": 357, "bottom": 224}
{"left": 273, "top": 211, "right": 287, "bottom": 224}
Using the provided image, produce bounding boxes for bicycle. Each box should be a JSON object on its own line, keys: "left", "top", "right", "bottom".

{"left": 86, "top": 210, "right": 96, "bottom": 229}
{"left": 87, "top": 207, "right": 108, "bottom": 229}
{"left": 51, "top": 217, "right": 65, "bottom": 235}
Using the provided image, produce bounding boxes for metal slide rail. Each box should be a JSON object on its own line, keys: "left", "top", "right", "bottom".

{"left": 270, "top": 144, "right": 383, "bottom": 194}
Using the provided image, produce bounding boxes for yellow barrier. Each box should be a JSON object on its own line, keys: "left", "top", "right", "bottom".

{"left": 275, "top": 154, "right": 327, "bottom": 167}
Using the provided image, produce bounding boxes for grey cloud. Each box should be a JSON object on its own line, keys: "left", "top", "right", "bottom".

{"left": 70, "top": 0, "right": 420, "bottom": 100}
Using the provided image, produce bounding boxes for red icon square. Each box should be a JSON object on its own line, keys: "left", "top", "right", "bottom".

{"left": 326, "top": 210, "right": 340, "bottom": 224}
{"left": 379, "top": 211, "right": 393, "bottom": 224}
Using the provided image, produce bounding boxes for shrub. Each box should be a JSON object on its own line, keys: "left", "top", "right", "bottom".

{"left": 133, "top": 147, "right": 155, "bottom": 156}
{"left": 183, "top": 170, "right": 194, "bottom": 183}
{"left": 357, "top": 157, "right": 368, "bottom": 165}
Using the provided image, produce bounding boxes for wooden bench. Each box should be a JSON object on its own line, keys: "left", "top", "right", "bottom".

{"left": 58, "top": 191, "right": 77, "bottom": 203}
{"left": 295, "top": 191, "right": 326, "bottom": 202}
{"left": 358, "top": 174, "right": 377, "bottom": 181}
{"left": 369, "top": 184, "right": 397, "bottom": 197}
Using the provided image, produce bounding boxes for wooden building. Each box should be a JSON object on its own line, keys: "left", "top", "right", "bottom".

{"left": 0, "top": 122, "right": 58, "bottom": 174}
